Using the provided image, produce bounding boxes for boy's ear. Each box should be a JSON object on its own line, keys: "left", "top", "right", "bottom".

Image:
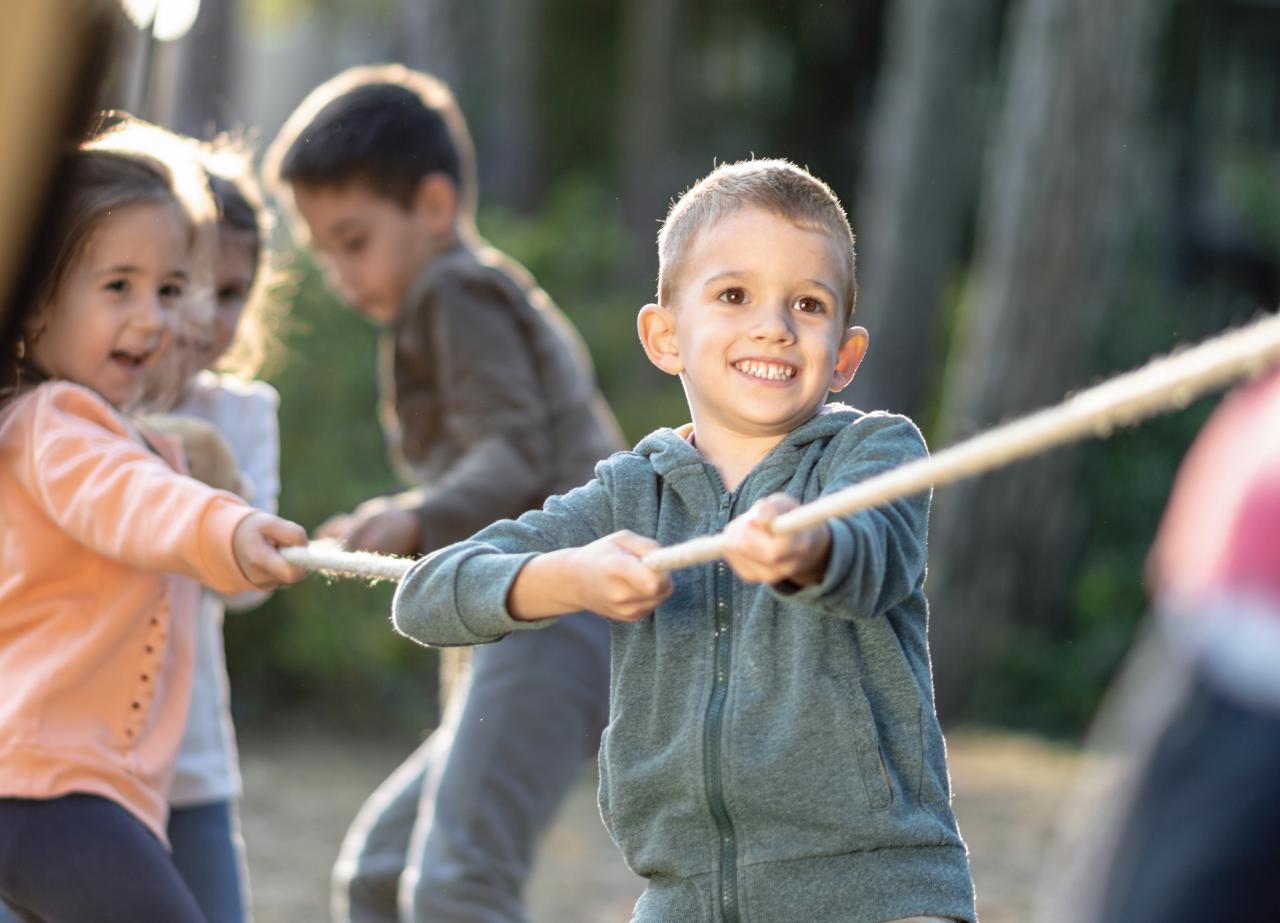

{"left": 829, "top": 325, "right": 869, "bottom": 393}
{"left": 637, "top": 303, "right": 684, "bottom": 376}
{"left": 411, "top": 173, "right": 458, "bottom": 234}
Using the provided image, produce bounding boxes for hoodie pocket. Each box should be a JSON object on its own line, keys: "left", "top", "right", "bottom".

{"left": 727, "top": 666, "right": 898, "bottom": 864}
{"left": 845, "top": 674, "right": 893, "bottom": 812}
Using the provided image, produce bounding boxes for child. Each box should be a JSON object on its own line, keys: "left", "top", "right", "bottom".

{"left": 1089, "top": 367, "right": 1280, "bottom": 922}
{"left": 0, "top": 121, "right": 306, "bottom": 922}
{"left": 156, "top": 136, "right": 282, "bottom": 923}
{"left": 263, "top": 65, "right": 626, "bottom": 923}
{"left": 391, "top": 159, "right": 977, "bottom": 923}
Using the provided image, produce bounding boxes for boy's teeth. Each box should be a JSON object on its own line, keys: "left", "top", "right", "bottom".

{"left": 736, "top": 360, "right": 794, "bottom": 380}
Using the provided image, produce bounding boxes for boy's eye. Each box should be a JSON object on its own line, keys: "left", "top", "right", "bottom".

{"left": 159, "top": 282, "right": 184, "bottom": 301}
{"left": 339, "top": 236, "right": 368, "bottom": 256}
{"left": 718, "top": 287, "right": 747, "bottom": 305}
{"left": 104, "top": 278, "right": 129, "bottom": 294}
{"left": 794, "top": 296, "right": 826, "bottom": 315}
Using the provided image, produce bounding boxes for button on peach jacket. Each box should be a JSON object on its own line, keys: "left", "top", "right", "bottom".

{"left": 0, "top": 382, "right": 256, "bottom": 843}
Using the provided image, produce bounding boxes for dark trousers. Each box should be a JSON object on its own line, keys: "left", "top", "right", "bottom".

{"left": 169, "top": 800, "right": 249, "bottom": 923}
{"left": 1097, "top": 670, "right": 1280, "bottom": 922}
{"left": 0, "top": 794, "right": 206, "bottom": 923}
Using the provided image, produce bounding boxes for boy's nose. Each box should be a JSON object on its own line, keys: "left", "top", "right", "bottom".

{"left": 750, "top": 304, "right": 796, "bottom": 343}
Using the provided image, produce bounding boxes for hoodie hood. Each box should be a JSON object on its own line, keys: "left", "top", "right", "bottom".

{"left": 632, "top": 402, "right": 866, "bottom": 480}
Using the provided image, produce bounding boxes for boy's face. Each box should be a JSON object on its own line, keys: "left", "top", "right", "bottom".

{"left": 292, "top": 180, "right": 442, "bottom": 324}
{"left": 643, "top": 207, "right": 866, "bottom": 443}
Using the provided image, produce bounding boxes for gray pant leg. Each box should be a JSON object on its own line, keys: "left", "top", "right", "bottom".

{"left": 333, "top": 728, "right": 448, "bottom": 923}
{"left": 402, "top": 613, "right": 611, "bottom": 923}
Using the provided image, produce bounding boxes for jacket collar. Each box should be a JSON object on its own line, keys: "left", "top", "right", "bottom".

{"left": 634, "top": 403, "right": 865, "bottom": 500}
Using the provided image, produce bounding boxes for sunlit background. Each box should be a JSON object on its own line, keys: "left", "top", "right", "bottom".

{"left": 52, "top": 1, "right": 1280, "bottom": 919}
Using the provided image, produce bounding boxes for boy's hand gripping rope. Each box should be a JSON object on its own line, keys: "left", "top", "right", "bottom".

{"left": 281, "top": 312, "right": 1280, "bottom": 583}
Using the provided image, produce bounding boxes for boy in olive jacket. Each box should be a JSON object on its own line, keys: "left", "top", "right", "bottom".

{"left": 392, "top": 159, "right": 974, "bottom": 923}
{"left": 266, "top": 66, "right": 624, "bottom": 923}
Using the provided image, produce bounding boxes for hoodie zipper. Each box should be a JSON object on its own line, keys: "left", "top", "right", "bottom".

{"left": 704, "top": 483, "right": 741, "bottom": 923}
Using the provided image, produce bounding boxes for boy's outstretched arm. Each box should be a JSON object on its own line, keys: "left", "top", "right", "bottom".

{"left": 392, "top": 466, "right": 628, "bottom": 647}
{"left": 509, "top": 532, "right": 673, "bottom": 622}
{"left": 321, "top": 284, "right": 583, "bottom": 557}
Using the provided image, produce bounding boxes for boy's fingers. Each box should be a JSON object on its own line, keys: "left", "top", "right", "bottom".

{"left": 748, "top": 493, "right": 797, "bottom": 525}
{"left": 315, "top": 514, "right": 354, "bottom": 541}
{"left": 610, "top": 530, "right": 663, "bottom": 557}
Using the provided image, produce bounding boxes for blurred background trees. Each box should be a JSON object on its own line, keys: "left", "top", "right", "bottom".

{"left": 110, "top": 0, "right": 1280, "bottom": 735}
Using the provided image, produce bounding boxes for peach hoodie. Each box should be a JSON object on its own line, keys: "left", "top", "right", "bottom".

{"left": 0, "top": 381, "right": 257, "bottom": 843}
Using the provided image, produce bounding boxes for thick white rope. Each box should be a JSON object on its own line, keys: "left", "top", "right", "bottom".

{"left": 280, "top": 539, "right": 413, "bottom": 582}
{"left": 280, "top": 313, "right": 1280, "bottom": 582}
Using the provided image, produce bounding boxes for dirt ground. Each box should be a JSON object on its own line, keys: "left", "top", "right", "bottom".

{"left": 239, "top": 726, "right": 1086, "bottom": 923}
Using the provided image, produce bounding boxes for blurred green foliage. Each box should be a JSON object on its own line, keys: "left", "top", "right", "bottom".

{"left": 959, "top": 222, "right": 1229, "bottom": 735}
{"left": 228, "top": 165, "right": 1271, "bottom": 736}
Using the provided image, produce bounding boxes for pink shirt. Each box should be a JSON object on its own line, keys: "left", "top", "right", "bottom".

{"left": 0, "top": 381, "right": 256, "bottom": 843}
{"left": 1149, "top": 369, "right": 1280, "bottom": 607}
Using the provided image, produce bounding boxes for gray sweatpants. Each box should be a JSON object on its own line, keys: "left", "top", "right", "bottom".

{"left": 332, "top": 612, "right": 611, "bottom": 923}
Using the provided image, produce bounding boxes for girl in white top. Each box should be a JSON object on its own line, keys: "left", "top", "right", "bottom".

{"left": 162, "top": 138, "right": 283, "bottom": 923}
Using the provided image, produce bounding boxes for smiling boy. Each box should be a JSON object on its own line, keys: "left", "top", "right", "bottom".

{"left": 391, "top": 159, "right": 975, "bottom": 923}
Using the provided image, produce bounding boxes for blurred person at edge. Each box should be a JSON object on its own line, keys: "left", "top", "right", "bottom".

{"left": 1094, "top": 367, "right": 1280, "bottom": 923}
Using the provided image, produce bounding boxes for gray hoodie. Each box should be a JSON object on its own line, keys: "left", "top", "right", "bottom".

{"left": 393, "top": 406, "right": 975, "bottom": 923}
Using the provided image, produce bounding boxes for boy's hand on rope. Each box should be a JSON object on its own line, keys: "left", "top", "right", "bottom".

{"left": 509, "top": 531, "right": 674, "bottom": 623}
{"left": 233, "top": 511, "right": 309, "bottom": 588}
{"left": 722, "top": 494, "right": 832, "bottom": 587}
{"left": 316, "top": 495, "right": 421, "bottom": 557}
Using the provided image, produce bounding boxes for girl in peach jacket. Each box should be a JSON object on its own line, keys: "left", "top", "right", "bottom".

{"left": 0, "top": 121, "right": 306, "bottom": 923}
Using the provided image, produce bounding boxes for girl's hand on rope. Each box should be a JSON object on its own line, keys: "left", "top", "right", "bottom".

{"left": 233, "top": 511, "right": 309, "bottom": 588}
{"left": 722, "top": 494, "right": 832, "bottom": 587}
{"left": 509, "top": 531, "right": 674, "bottom": 623}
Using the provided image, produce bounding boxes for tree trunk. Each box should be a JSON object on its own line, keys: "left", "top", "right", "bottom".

{"left": 927, "top": 0, "right": 1168, "bottom": 718}
{"left": 397, "top": 0, "right": 459, "bottom": 87}
{"left": 484, "top": 0, "right": 542, "bottom": 212}
{"left": 617, "top": 0, "right": 679, "bottom": 285}
{"left": 851, "top": 0, "right": 998, "bottom": 419}
{"left": 170, "top": 0, "right": 236, "bottom": 138}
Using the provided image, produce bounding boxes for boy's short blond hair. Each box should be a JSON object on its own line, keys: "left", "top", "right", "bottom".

{"left": 657, "top": 159, "right": 857, "bottom": 319}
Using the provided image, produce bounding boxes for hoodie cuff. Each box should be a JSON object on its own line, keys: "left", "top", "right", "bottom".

{"left": 393, "top": 546, "right": 545, "bottom": 646}
{"left": 454, "top": 551, "right": 547, "bottom": 640}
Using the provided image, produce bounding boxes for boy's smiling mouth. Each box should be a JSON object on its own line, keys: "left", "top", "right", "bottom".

{"left": 733, "top": 358, "right": 797, "bottom": 382}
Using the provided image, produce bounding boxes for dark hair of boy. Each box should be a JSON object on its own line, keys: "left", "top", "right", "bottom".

{"left": 265, "top": 64, "right": 476, "bottom": 222}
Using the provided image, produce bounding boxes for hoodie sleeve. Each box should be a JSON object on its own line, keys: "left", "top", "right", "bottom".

{"left": 771, "top": 413, "right": 930, "bottom": 620}
{"left": 392, "top": 459, "right": 620, "bottom": 646}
